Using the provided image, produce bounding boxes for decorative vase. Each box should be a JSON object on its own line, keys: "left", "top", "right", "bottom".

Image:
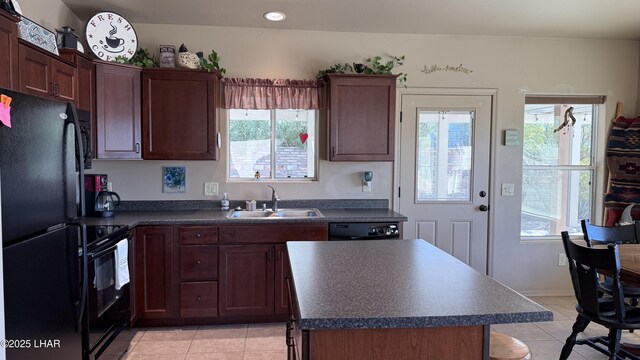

{"left": 176, "top": 43, "right": 200, "bottom": 69}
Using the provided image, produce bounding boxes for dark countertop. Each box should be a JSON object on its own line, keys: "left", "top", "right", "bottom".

{"left": 287, "top": 239, "right": 553, "bottom": 330}
{"left": 82, "top": 208, "right": 407, "bottom": 227}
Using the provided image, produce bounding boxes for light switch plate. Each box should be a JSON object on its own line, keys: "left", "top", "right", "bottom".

{"left": 204, "top": 182, "right": 218, "bottom": 196}
{"left": 501, "top": 183, "right": 515, "bottom": 196}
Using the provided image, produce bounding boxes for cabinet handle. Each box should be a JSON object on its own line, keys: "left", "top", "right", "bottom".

{"left": 196, "top": 259, "right": 201, "bottom": 265}
{"left": 276, "top": 250, "right": 281, "bottom": 261}
{"left": 196, "top": 296, "right": 201, "bottom": 301}
{"left": 332, "top": 146, "right": 336, "bottom": 157}
{"left": 135, "top": 142, "right": 141, "bottom": 153}
{"left": 49, "top": 82, "right": 55, "bottom": 96}
{"left": 267, "top": 251, "right": 272, "bottom": 262}
{"left": 196, "top": 233, "right": 202, "bottom": 238}
{"left": 54, "top": 83, "right": 60, "bottom": 97}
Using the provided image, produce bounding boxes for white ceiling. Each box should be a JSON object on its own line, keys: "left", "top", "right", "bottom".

{"left": 61, "top": 0, "right": 640, "bottom": 40}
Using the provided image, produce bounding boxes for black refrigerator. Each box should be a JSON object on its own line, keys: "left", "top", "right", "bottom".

{"left": 0, "top": 88, "right": 86, "bottom": 359}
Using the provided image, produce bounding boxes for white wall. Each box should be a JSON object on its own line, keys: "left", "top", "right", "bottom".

{"left": 16, "top": 0, "right": 82, "bottom": 34}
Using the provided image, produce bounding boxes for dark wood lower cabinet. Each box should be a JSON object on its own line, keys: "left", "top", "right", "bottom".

{"left": 296, "top": 326, "right": 485, "bottom": 360}
{"left": 219, "top": 244, "right": 275, "bottom": 317}
{"left": 180, "top": 282, "right": 218, "bottom": 318}
{"left": 133, "top": 223, "right": 327, "bottom": 326}
{"left": 135, "top": 226, "right": 175, "bottom": 320}
{"left": 275, "top": 243, "right": 290, "bottom": 316}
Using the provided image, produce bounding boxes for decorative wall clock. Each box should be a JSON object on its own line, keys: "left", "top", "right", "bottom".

{"left": 85, "top": 11, "right": 137, "bottom": 61}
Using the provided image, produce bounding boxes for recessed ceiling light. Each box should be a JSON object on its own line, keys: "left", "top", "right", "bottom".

{"left": 264, "top": 11, "right": 286, "bottom": 22}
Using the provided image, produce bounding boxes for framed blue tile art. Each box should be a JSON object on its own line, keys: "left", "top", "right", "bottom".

{"left": 163, "top": 166, "right": 186, "bottom": 193}
{"left": 17, "top": 16, "right": 59, "bottom": 55}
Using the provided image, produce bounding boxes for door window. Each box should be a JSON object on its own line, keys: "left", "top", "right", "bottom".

{"left": 416, "top": 110, "right": 474, "bottom": 202}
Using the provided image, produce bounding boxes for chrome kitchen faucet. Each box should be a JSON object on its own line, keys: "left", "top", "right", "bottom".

{"left": 267, "top": 185, "right": 279, "bottom": 212}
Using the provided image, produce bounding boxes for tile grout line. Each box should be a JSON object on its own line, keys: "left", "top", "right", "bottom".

{"left": 184, "top": 326, "right": 198, "bottom": 358}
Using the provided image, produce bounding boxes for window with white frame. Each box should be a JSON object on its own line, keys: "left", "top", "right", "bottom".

{"left": 521, "top": 96, "right": 603, "bottom": 238}
{"left": 228, "top": 109, "right": 317, "bottom": 180}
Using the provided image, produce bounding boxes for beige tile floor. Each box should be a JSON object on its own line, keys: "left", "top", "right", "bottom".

{"left": 120, "top": 296, "right": 640, "bottom": 360}
{"left": 123, "top": 323, "right": 286, "bottom": 360}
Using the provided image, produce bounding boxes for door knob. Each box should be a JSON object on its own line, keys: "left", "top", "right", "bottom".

{"left": 479, "top": 205, "right": 489, "bottom": 212}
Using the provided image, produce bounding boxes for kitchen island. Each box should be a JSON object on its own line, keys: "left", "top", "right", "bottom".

{"left": 286, "top": 239, "right": 553, "bottom": 360}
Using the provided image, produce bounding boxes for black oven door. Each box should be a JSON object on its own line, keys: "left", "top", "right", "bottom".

{"left": 85, "top": 237, "right": 133, "bottom": 359}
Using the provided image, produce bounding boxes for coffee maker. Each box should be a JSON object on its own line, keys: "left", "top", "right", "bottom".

{"left": 84, "top": 174, "right": 108, "bottom": 217}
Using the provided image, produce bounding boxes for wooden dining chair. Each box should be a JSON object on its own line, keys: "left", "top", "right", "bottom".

{"left": 581, "top": 219, "right": 638, "bottom": 246}
{"left": 560, "top": 231, "right": 640, "bottom": 360}
{"left": 581, "top": 219, "right": 640, "bottom": 304}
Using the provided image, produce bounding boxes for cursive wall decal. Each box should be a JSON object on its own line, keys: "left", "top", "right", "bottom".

{"left": 421, "top": 64, "right": 474, "bottom": 75}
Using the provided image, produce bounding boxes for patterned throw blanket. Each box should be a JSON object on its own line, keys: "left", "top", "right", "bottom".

{"left": 604, "top": 116, "right": 640, "bottom": 224}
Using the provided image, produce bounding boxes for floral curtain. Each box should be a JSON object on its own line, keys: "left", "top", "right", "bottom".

{"left": 222, "top": 78, "right": 323, "bottom": 110}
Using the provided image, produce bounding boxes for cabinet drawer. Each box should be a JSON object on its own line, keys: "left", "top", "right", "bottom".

{"left": 179, "top": 226, "right": 218, "bottom": 245}
{"left": 179, "top": 245, "right": 218, "bottom": 280}
{"left": 180, "top": 281, "right": 218, "bottom": 318}
{"left": 219, "top": 224, "right": 328, "bottom": 244}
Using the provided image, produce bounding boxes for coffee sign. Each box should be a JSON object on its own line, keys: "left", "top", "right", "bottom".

{"left": 85, "top": 11, "right": 138, "bottom": 61}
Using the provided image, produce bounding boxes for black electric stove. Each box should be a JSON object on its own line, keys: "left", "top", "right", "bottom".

{"left": 84, "top": 224, "right": 130, "bottom": 252}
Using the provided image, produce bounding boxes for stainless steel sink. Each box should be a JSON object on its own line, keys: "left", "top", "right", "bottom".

{"left": 226, "top": 211, "right": 274, "bottom": 218}
{"left": 275, "top": 209, "right": 323, "bottom": 218}
{"left": 226, "top": 208, "right": 323, "bottom": 219}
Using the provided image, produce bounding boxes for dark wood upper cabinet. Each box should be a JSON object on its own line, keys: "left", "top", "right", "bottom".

{"left": 17, "top": 41, "right": 77, "bottom": 102}
{"left": 0, "top": 10, "right": 18, "bottom": 90}
{"left": 325, "top": 74, "right": 397, "bottom": 161}
{"left": 95, "top": 61, "right": 142, "bottom": 159}
{"left": 142, "top": 68, "right": 221, "bottom": 160}
{"left": 135, "top": 226, "right": 175, "bottom": 320}
{"left": 59, "top": 49, "right": 95, "bottom": 112}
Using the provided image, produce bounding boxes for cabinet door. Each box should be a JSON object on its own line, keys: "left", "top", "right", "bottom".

{"left": 51, "top": 58, "right": 77, "bottom": 102}
{"left": 275, "top": 243, "right": 290, "bottom": 315}
{"left": 135, "top": 226, "right": 175, "bottom": 319}
{"left": 326, "top": 74, "right": 397, "bottom": 161}
{"left": 75, "top": 56, "right": 94, "bottom": 111}
{"left": 59, "top": 50, "right": 94, "bottom": 112}
{"left": 18, "top": 43, "right": 52, "bottom": 98}
{"left": 142, "top": 69, "right": 220, "bottom": 160}
{"left": 0, "top": 12, "right": 18, "bottom": 90}
{"left": 219, "top": 244, "right": 274, "bottom": 316}
{"left": 95, "top": 63, "right": 142, "bottom": 159}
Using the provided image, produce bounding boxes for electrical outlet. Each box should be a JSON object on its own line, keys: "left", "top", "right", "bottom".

{"left": 501, "top": 183, "right": 515, "bottom": 196}
{"left": 362, "top": 183, "right": 372, "bottom": 192}
{"left": 204, "top": 182, "right": 218, "bottom": 196}
{"left": 558, "top": 253, "right": 567, "bottom": 266}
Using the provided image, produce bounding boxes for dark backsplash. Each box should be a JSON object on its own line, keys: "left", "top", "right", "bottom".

{"left": 117, "top": 199, "right": 390, "bottom": 212}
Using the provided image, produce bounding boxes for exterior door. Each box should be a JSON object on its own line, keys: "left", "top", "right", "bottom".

{"left": 400, "top": 94, "right": 492, "bottom": 273}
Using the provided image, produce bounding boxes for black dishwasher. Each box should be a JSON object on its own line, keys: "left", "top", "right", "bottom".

{"left": 328, "top": 222, "right": 400, "bottom": 240}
